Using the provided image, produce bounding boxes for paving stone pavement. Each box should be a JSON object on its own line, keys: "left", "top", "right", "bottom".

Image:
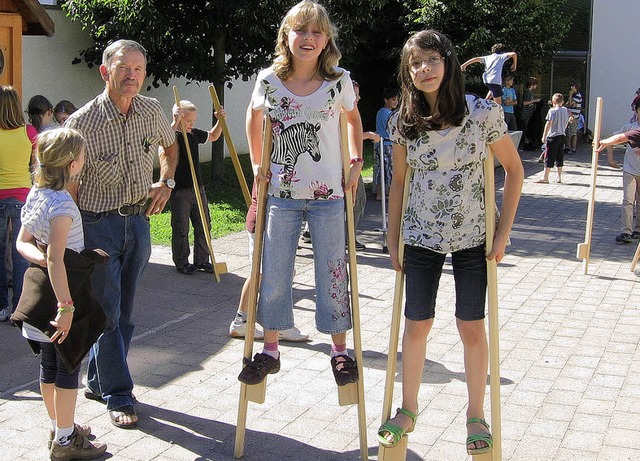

{"left": 1, "top": 144, "right": 639, "bottom": 461}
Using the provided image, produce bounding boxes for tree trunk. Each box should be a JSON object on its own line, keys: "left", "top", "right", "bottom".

{"left": 210, "top": 33, "right": 226, "bottom": 183}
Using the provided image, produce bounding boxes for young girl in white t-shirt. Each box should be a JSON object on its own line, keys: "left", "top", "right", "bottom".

{"left": 377, "top": 30, "right": 523, "bottom": 456}
{"left": 238, "top": 0, "right": 364, "bottom": 387}
{"left": 15, "top": 128, "right": 107, "bottom": 460}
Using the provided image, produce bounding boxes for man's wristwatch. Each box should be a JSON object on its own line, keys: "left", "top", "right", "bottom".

{"left": 161, "top": 178, "right": 176, "bottom": 189}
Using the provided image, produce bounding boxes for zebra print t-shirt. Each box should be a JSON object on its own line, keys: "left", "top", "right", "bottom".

{"left": 21, "top": 186, "right": 84, "bottom": 253}
{"left": 251, "top": 66, "right": 357, "bottom": 200}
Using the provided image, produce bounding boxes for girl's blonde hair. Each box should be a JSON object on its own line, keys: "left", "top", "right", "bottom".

{"left": 0, "top": 86, "right": 26, "bottom": 130}
{"left": 34, "top": 128, "right": 86, "bottom": 191}
{"left": 273, "top": 0, "right": 342, "bottom": 81}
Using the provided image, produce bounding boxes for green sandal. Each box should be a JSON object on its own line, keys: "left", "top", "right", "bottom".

{"left": 377, "top": 408, "right": 417, "bottom": 448}
{"left": 466, "top": 417, "right": 493, "bottom": 455}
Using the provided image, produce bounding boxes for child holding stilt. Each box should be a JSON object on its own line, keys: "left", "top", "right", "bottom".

{"left": 536, "top": 93, "right": 571, "bottom": 184}
{"left": 170, "top": 100, "right": 225, "bottom": 275}
{"left": 238, "top": 0, "right": 363, "bottom": 386}
{"left": 12, "top": 128, "right": 107, "bottom": 460}
{"left": 597, "top": 95, "right": 640, "bottom": 243}
{"left": 378, "top": 30, "right": 523, "bottom": 455}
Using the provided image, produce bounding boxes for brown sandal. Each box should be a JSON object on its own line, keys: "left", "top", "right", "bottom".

{"left": 238, "top": 352, "right": 281, "bottom": 385}
{"left": 109, "top": 405, "right": 138, "bottom": 429}
{"left": 331, "top": 355, "right": 359, "bottom": 386}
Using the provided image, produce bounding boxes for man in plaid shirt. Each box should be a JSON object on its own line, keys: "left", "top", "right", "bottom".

{"left": 67, "top": 39, "right": 177, "bottom": 429}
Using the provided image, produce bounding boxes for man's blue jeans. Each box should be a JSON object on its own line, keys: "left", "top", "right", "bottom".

{"left": 81, "top": 211, "right": 151, "bottom": 410}
{"left": 0, "top": 197, "right": 29, "bottom": 311}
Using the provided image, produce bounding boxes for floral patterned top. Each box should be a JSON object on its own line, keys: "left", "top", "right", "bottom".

{"left": 251, "top": 66, "right": 356, "bottom": 200}
{"left": 389, "top": 98, "right": 506, "bottom": 253}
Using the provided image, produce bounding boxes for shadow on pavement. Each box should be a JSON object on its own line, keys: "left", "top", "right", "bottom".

{"left": 131, "top": 400, "right": 423, "bottom": 461}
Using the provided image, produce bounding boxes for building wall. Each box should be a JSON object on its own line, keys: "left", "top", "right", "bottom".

{"left": 590, "top": 0, "right": 639, "bottom": 135}
{"left": 22, "top": 8, "right": 254, "bottom": 161}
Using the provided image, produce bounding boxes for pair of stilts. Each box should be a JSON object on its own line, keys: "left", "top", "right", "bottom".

{"left": 172, "top": 85, "right": 252, "bottom": 283}
{"left": 378, "top": 149, "right": 502, "bottom": 461}
{"left": 233, "top": 114, "right": 368, "bottom": 459}
{"left": 233, "top": 112, "right": 504, "bottom": 460}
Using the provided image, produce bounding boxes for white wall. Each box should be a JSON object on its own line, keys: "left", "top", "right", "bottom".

{"left": 22, "top": 8, "right": 254, "bottom": 161}
{"left": 589, "top": 0, "right": 640, "bottom": 135}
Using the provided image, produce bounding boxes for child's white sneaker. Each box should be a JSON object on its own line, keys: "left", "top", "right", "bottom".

{"left": 279, "top": 326, "right": 310, "bottom": 342}
{"left": 229, "top": 316, "right": 264, "bottom": 339}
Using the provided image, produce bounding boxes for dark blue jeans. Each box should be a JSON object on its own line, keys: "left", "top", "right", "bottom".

{"left": 0, "top": 197, "right": 29, "bottom": 311}
{"left": 81, "top": 211, "right": 151, "bottom": 410}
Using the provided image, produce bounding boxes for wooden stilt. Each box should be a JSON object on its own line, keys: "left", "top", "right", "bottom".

{"left": 338, "top": 114, "right": 368, "bottom": 460}
{"left": 172, "top": 87, "right": 227, "bottom": 282}
{"left": 378, "top": 436, "right": 408, "bottom": 461}
{"left": 476, "top": 148, "right": 501, "bottom": 461}
{"left": 631, "top": 241, "right": 640, "bottom": 273}
{"left": 234, "top": 116, "right": 272, "bottom": 459}
{"left": 378, "top": 167, "right": 412, "bottom": 461}
{"left": 379, "top": 140, "right": 389, "bottom": 253}
{"left": 576, "top": 97, "right": 604, "bottom": 274}
{"left": 337, "top": 382, "right": 358, "bottom": 406}
{"left": 208, "top": 85, "right": 252, "bottom": 208}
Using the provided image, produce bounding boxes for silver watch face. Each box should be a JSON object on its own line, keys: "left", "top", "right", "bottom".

{"left": 164, "top": 178, "right": 176, "bottom": 189}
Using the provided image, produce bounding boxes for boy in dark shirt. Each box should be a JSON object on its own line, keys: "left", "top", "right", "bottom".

{"left": 170, "top": 100, "right": 225, "bottom": 274}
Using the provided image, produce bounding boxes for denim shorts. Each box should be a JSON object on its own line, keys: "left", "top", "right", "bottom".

{"left": 404, "top": 244, "right": 487, "bottom": 321}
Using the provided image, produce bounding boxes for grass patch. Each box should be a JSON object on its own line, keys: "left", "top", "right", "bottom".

{"left": 362, "top": 141, "right": 375, "bottom": 179}
{"left": 149, "top": 155, "right": 250, "bottom": 245}
{"left": 150, "top": 143, "right": 378, "bottom": 245}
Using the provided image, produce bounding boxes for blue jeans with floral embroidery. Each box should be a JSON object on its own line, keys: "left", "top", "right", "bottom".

{"left": 257, "top": 196, "right": 352, "bottom": 334}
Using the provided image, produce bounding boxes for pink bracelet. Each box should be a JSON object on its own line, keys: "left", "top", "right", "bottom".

{"left": 57, "top": 300, "right": 74, "bottom": 308}
{"left": 350, "top": 158, "right": 364, "bottom": 165}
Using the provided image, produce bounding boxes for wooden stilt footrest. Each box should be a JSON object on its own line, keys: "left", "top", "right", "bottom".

{"left": 576, "top": 242, "right": 588, "bottom": 260}
{"left": 472, "top": 451, "right": 493, "bottom": 461}
{"left": 214, "top": 262, "right": 228, "bottom": 275}
{"left": 246, "top": 379, "right": 267, "bottom": 404}
{"left": 337, "top": 382, "right": 358, "bottom": 406}
{"left": 378, "top": 436, "right": 408, "bottom": 461}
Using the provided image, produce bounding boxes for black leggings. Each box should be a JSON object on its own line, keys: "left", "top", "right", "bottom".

{"left": 40, "top": 342, "right": 80, "bottom": 389}
{"left": 545, "top": 135, "right": 566, "bottom": 168}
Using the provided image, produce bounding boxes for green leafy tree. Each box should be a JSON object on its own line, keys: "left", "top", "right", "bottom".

{"left": 341, "top": 0, "right": 573, "bottom": 129}
{"left": 405, "top": 0, "right": 573, "bottom": 91}
{"left": 62, "top": 0, "right": 385, "bottom": 182}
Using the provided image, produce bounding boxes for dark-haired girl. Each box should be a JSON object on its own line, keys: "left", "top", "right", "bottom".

{"left": 377, "top": 30, "right": 523, "bottom": 455}
{"left": 27, "top": 95, "right": 57, "bottom": 133}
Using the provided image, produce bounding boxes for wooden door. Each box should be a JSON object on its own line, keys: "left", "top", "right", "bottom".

{"left": 0, "top": 13, "right": 22, "bottom": 97}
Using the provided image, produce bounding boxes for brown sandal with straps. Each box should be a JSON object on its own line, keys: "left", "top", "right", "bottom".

{"left": 331, "top": 355, "right": 359, "bottom": 386}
